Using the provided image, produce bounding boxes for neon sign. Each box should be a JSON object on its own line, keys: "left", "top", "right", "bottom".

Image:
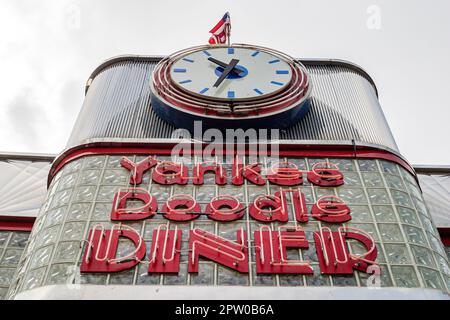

{"left": 80, "top": 156, "right": 379, "bottom": 276}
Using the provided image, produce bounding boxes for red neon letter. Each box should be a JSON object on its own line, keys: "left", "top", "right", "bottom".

{"left": 188, "top": 228, "right": 248, "bottom": 273}
{"left": 152, "top": 161, "right": 189, "bottom": 185}
{"left": 192, "top": 161, "right": 227, "bottom": 185}
{"left": 161, "top": 194, "right": 201, "bottom": 221}
{"left": 80, "top": 224, "right": 146, "bottom": 273}
{"left": 249, "top": 193, "right": 287, "bottom": 222}
{"left": 311, "top": 195, "right": 351, "bottom": 223}
{"left": 205, "top": 195, "right": 245, "bottom": 222}
{"left": 291, "top": 188, "right": 309, "bottom": 223}
{"left": 148, "top": 225, "right": 182, "bottom": 273}
{"left": 314, "top": 227, "right": 378, "bottom": 274}
{"left": 249, "top": 189, "right": 308, "bottom": 222}
{"left": 307, "top": 162, "right": 344, "bottom": 187}
{"left": 120, "top": 156, "right": 157, "bottom": 185}
{"left": 254, "top": 226, "right": 313, "bottom": 274}
{"left": 231, "top": 156, "right": 266, "bottom": 186}
{"left": 267, "top": 161, "right": 303, "bottom": 186}
{"left": 110, "top": 188, "right": 157, "bottom": 221}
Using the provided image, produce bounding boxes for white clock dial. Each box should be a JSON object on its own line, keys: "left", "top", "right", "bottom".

{"left": 170, "top": 47, "right": 293, "bottom": 100}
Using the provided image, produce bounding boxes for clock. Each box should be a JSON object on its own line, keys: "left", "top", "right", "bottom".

{"left": 170, "top": 47, "right": 293, "bottom": 101}
{"left": 150, "top": 44, "right": 311, "bottom": 131}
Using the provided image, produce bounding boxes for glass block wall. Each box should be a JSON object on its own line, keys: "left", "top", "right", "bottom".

{"left": 6, "top": 155, "right": 450, "bottom": 298}
{"left": 0, "top": 231, "right": 30, "bottom": 299}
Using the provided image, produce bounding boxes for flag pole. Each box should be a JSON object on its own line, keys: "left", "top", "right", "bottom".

{"left": 227, "top": 23, "right": 231, "bottom": 46}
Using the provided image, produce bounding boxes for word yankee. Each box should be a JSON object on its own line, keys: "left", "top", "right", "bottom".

{"left": 79, "top": 156, "right": 379, "bottom": 276}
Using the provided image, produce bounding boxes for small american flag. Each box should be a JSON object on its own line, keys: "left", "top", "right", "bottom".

{"left": 208, "top": 12, "right": 231, "bottom": 45}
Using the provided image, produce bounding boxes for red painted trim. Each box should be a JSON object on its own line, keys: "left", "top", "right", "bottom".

{"left": 0, "top": 216, "right": 35, "bottom": 232}
{"left": 438, "top": 228, "right": 450, "bottom": 246}
{"left": 48, "top": 142, "right": 417, "bottom": 187}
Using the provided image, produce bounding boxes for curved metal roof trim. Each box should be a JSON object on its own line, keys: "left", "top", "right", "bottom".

{"left": 84, "top": 55, "right": 379, "bottom": 97}
{"left": 67, "top": 54, "right": 399, "bottom": 158}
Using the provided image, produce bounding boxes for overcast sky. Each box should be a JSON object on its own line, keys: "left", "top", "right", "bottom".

{"left": 0, "top": 0, "right": 449, "bottom": 165}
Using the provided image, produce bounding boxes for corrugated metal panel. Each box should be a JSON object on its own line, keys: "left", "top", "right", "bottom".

{"left": 0, "top": 159, "right": 52, "bottom": 217}
{"left": 67, "top": 57, "right": 398, "bottom": 152}
{"left": 415, "top": 168, "right": 450, "bottom": 228}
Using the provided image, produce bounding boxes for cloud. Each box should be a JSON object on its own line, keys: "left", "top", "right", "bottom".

{"left": 5, "top": 89, "right": 45, "bottom": 147}
{"left": 0, "top": 0, "right": 450, "bottom": 164}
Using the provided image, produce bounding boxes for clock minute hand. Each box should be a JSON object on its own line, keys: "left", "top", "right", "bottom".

{"left": 213, "top": 58, "right": 240, "bottom": 88}
{"left": 208, "top": 57, "right": 228, "bottom": 68}
{"left": 208, "top": 57, "right": 243, "bottom": 74}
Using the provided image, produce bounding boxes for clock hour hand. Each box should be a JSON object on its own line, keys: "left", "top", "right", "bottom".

{"left": 208, "top": 57, "right": 243, "bottom": 75}
{"left": 213, "top": 58, "right": 240, "bottom": 88}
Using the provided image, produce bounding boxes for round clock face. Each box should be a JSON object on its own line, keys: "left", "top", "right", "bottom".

{"left": 170, "top": 47, "right": 293, "bottom": 101}
{"left": 150, "top": 44, "right": 311, "bottom": 131}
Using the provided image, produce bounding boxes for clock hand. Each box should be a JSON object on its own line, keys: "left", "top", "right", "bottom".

{"left": 208, "top": 57, "right": 243, "bottom": 75}
{"left": 213, "top": 58, "right": 240, "bottom": 88}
